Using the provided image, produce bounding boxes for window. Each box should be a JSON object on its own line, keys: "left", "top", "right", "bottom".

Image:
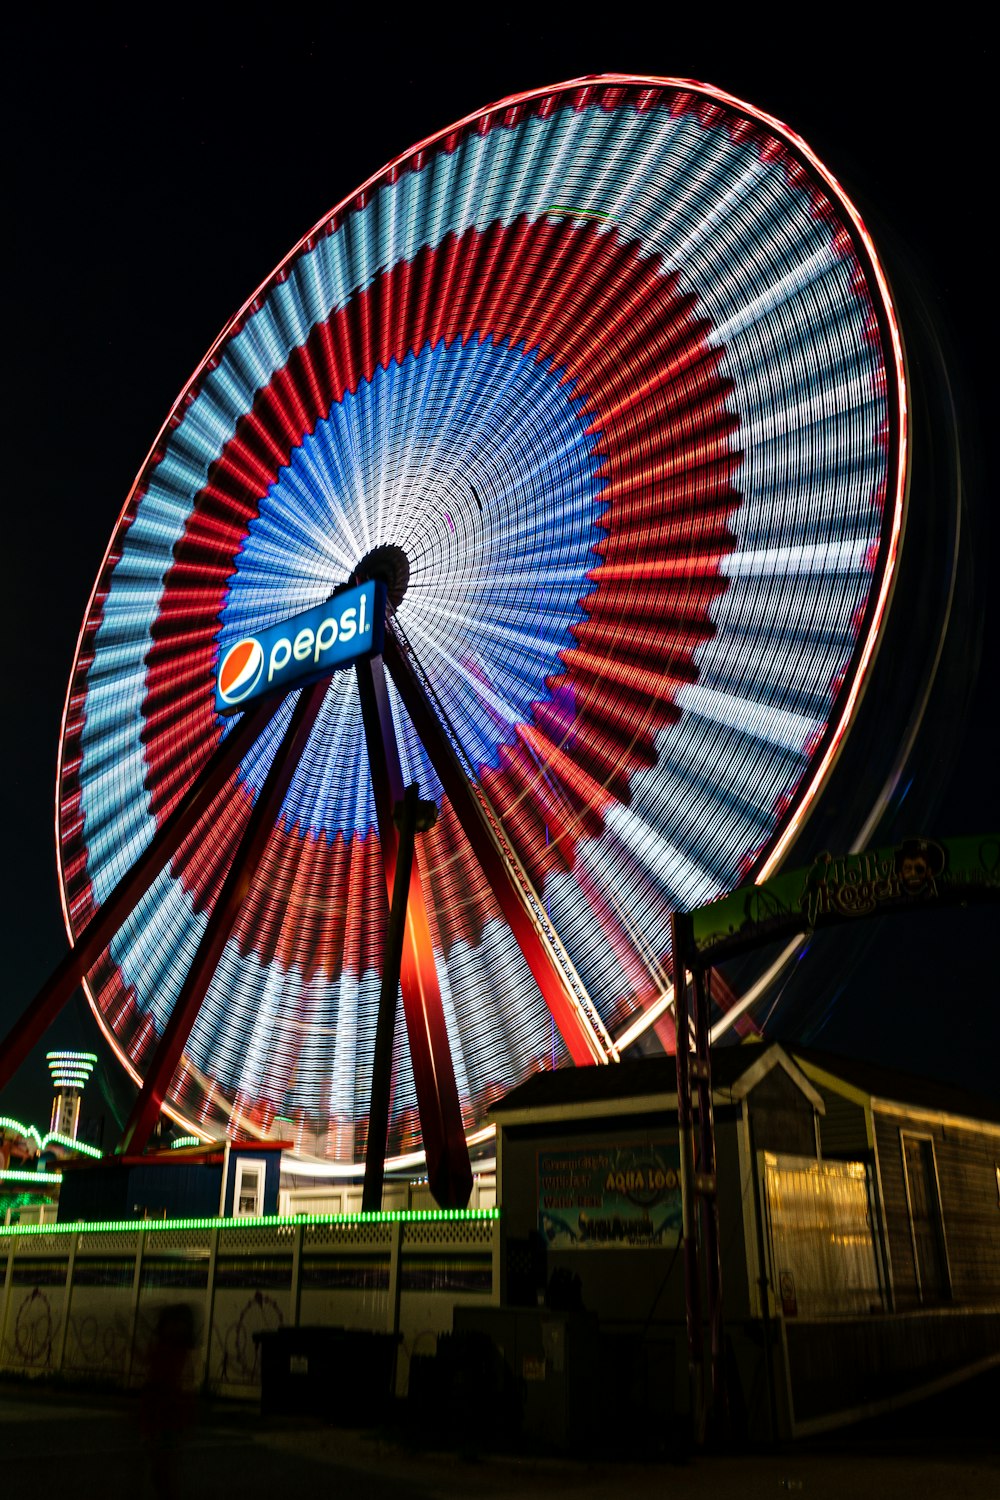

{"left": 900, "top": 1133, "right": 950, "bottom": 1303}
{"left": 234, "top": 1160, "right": 263, "bottom": 1217}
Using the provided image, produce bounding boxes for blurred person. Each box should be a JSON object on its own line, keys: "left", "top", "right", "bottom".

{"left": 139, "top": 1302, "right": 198, "bottom": 1498}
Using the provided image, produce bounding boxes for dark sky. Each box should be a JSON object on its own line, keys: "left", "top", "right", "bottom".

{"left": 4, "top": 14, "right": 996, "bottom": 1136}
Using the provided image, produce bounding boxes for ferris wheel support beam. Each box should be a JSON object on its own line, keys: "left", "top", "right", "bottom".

{"left": 383, "top": 629, "right": 612, "bottom": 1067}
{"left": 357, "top": 655, "right": 473, "bottom": 1210}
{"left": 0, "top": 694, "right": 285, "bottom": 1094}
{"left": 362, "top": 781, "right": 436, "bottom": 1214}
{"left": 115, "top": 681, "right": 330, "bottom": 1158}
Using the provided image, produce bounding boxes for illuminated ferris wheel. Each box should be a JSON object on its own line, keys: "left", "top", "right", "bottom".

{"left": 46, "top": 77, "right": 904, "bottom": 1200}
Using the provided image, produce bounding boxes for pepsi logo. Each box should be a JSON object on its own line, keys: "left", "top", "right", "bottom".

{"left": 214, "top": 581, "right": 382, "bottom": 715}
{"left": 218, "top": 637, "right": 265, "bottom": 705}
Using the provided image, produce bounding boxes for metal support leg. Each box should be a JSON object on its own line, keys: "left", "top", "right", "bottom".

{"left": 693, "top": 963, "right": 727, "bottom": 1434}
{"left": 0, "top": 696, "right": 284, "bottom": 1092}
{"left": 384, "top": 627, "right": 609, "bottom": 1066}
{"left": 116, "top": 682, "right": 329, "bottom": 1156}
{"left": 363, "top": 782, "right": 420, "bottom": 1214}
{"left": 357, "top": 657, "right": 472, "bottom": 1210}
{"left": 672, "top": 909, "right": 703, "bottom": 1439}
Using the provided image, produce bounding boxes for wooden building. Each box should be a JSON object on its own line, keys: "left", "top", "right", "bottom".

{"left": 486, "top": 1041, "right": 1000, "bottom": 1438}
{"left": 793, "top": 1049, "right": 1000, "bottom": 1310}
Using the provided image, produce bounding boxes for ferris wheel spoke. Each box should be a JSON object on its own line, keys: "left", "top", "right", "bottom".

{"left": 384, "top": 623, "right": 615, "bottom": 1066}
{"left": 0, "top": 693, "right": 284, "bottom": 1094}
{"left": 116, "top": 680, "right": 329, "bottom": 1157}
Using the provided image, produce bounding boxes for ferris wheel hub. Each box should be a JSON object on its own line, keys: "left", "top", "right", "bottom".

{"left": 354, "top": 544, "right": 410, "bottom": 610}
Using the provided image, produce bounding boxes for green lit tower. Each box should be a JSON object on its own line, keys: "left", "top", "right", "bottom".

{"left": 46, "top": 1051, "right": 97, "bottom": 1142}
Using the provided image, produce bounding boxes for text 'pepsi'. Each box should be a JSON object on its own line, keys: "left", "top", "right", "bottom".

{"left": 215, "top": 579, "right": 387, "bottom": 714}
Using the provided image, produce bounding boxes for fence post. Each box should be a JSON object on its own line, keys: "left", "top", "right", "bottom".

{"left": 290, "top": 1222, "right": 304, "bottom": 1327}
{"left": 124, "top": 1228, "right": 146, "bottom": 1387}
{"left": 0, "top": 1235, "right": 14, "bottom": 1364}
{"left": 201, "top": 1225, "right": 220, "bottom": 1391}
{"left": 491, "top": 1213, "right": 502, "bottom": 1306}
{"left": 387, "top": 1219, "right": 402, "bottom": 1337}
{"left": 54, "top": 1233, "right": 76, "bottom": 1372}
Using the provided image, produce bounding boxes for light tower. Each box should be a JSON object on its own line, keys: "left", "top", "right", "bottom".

{"left": 46, "top": 1051, "right": 97, "bottom": 1143}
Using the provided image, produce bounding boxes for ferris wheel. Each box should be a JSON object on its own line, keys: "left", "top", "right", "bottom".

{"left": 40, "top": 77, "right": 903, "bottom": 1201}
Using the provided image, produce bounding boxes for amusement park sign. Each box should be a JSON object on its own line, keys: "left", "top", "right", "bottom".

{"left": 538, "top": 1141, "right": 683, "bottom": 1250}
{"left": 688, "top": 834, "right": 1000, "bottom": 965}
{"left": 215, "top": 580, "right": 387, "bottom": 713}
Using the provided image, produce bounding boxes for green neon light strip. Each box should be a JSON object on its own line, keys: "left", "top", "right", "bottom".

{"left": 0, "top": 1117, "right": 103, "bottom": 1160}
{"left": 170, "top": 1135, "right": 204, "bottom": 1149}
{"left": 0, "top": 1169, "right": 64, "bottom": 1185}
{"left": 43, "top": 1132, "right": 102, "bottom": 1159}
{"left": 0, "top": 1206, "right": 501, "bottom": 1238}
{"left": 47, "top": 1053, "right": 96, "bottom": 1089}
{"left": 0, "top": 1117, "right": 43, "bottom": 1152}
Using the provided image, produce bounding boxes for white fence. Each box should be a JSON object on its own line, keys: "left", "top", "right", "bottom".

{"left": 278, "top": 1174, "right": 496, "bottom": 1217}
{"left": 0, "top": 1210, "right": 501, "bottom": 1399}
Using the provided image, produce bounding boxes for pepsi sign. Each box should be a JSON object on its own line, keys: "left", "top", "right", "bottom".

{"left": 216, "top": 579, "right": 386, "bottom": 714}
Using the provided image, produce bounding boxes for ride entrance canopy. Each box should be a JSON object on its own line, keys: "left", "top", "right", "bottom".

{"left": 57, "top": 77, "right": 906, "bottom": 1176}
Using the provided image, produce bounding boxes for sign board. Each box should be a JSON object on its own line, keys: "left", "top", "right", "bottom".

{"left": 688, "top": 834, "right": 999, "bottom": 966}
{"left": 537, "top": 1141, "right": 682, "bottom": 1250}
{"left": 215, "top": 580, "right": 386, "bottom": 714}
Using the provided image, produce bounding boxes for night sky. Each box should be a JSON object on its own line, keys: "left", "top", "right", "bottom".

{"left": 5, "top": 15, "right": 996, "bottom": 1139}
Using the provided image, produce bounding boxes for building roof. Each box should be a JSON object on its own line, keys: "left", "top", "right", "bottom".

{"left": 488, "top": 1040, "right": 1000, "bottom": 1131}
{"left": 791, "top": 1047, "right": 1000, "bottom": 1128}
{"left": 56, "top": 1139, "right": 292, "bottom": 1171}
{"left": 488, "top": 1041, "right": 817, "bottom": 1121}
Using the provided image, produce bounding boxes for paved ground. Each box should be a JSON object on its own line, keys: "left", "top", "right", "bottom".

{"left": 1, "top": 1368, "right": 997, "bottom": 1499}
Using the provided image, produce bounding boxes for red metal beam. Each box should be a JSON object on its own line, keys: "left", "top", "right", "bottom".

{"left": 383, "top": 627, "right": 609, "bottom": 1067}
{"left": 0, "top": 695, "right": 284, "bottom": 1093}
{"left": 362, "top": 782, "right": 418, "bottom": 1214}
{"left": 116, "top": 681, "right": 329, "bottom": 1156}
{"left": 356, "top": 656, "right": 472, "bottom": 1209}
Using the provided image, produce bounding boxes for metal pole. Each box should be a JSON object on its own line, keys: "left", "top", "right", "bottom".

{"left": 356, "top": 656, "right": 472, "bottom": 1209}
{"left": 748, "top": 1110, "right": 778, "bottom": 1442}
{"left": 0, "top": 695, "right": 284, "bottom": 1091}
{"left": 363, "top": 782, "right": 419, "bottom": 1214}
{"left": 693, "top": 963, "right": 727, "bottom": 1433}
{"left": 116, "top": 681, "right": 329, "bottom": 1156}
{"left": 671, "top": 909, "right": 703, "bottom": 1439}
